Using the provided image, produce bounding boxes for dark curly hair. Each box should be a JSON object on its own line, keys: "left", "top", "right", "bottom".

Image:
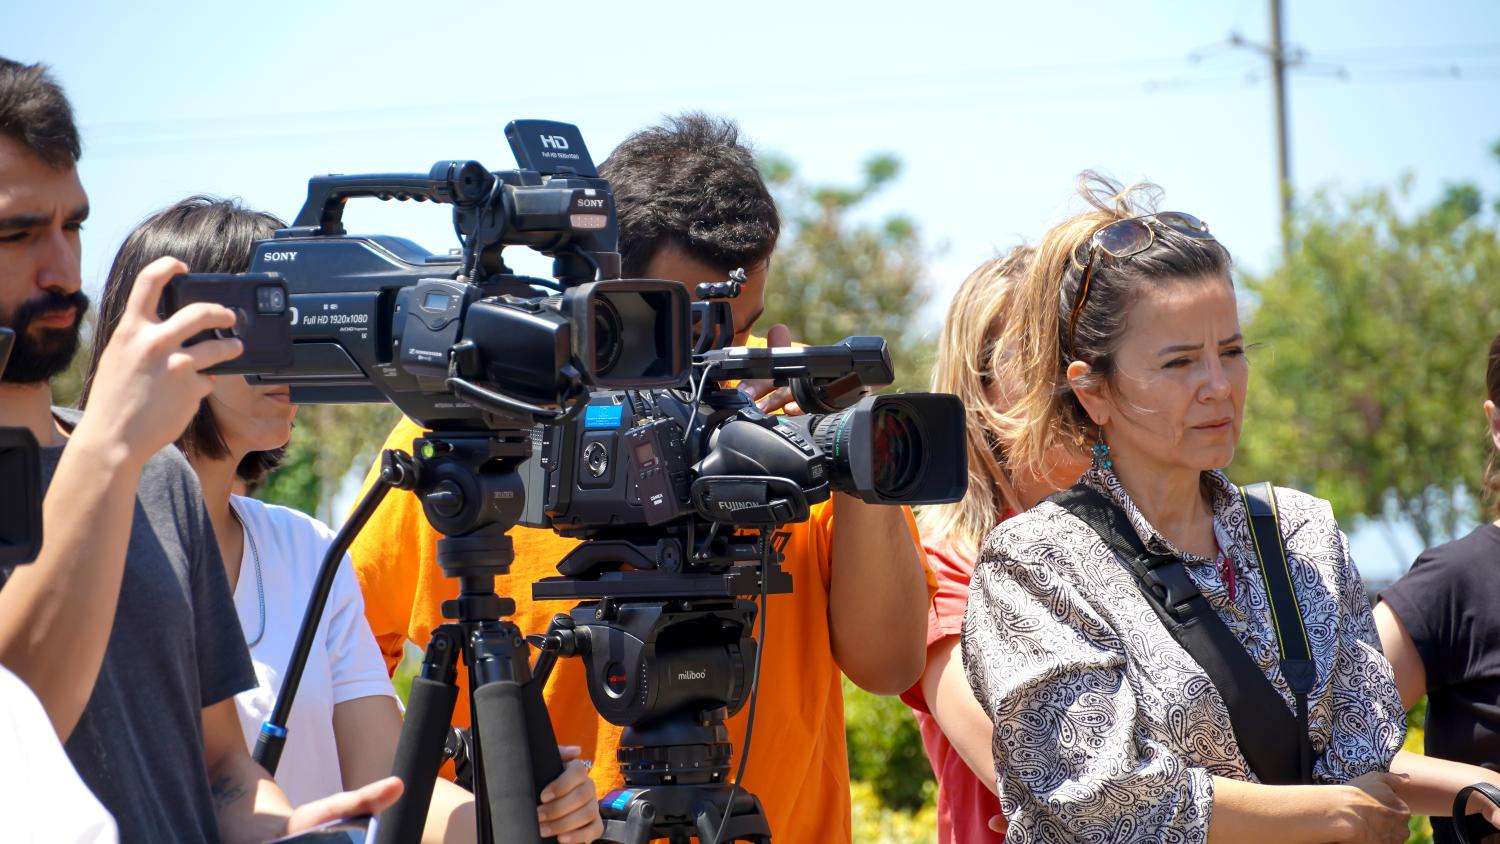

{"left": 0, "top": 56, "right": 81, "bottom": 168}
{"left": 599, "top": 112, "right": 779, "bottom": 277}
{"left": 81, "top": 196, "right": 287, "bottom": 484}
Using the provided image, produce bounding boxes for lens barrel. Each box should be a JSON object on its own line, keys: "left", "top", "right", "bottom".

{"left": 796, "top": 393, "right": 968, "bottom": 505}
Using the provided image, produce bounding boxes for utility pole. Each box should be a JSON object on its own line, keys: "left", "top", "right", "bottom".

{"left": 1268, "top": 0, "right": 1292, "bottom": 259}
{"left": 1228, "top": 0, "right": 1299, "bottom": 260}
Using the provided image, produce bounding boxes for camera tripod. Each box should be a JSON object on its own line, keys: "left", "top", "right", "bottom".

{"left": 253, "top": 433, "right": 791, "bottom": 844}
{"left": 376, "top": 433, "right": 566, "bottom": 844}
{"left": 252, "top": 432, "right": 565, "bottom": 844}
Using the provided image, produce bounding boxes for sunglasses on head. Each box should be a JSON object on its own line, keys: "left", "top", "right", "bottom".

{"left": 1065, "top": 211, "right": 1215, "bottom": 358}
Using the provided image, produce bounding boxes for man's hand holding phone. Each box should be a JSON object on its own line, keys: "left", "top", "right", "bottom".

{"left": 73, "top": 256, "right": 243, "bottom": 467}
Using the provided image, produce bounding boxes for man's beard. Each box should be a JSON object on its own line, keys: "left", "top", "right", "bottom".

{"left": 0, "top": 288, "right": 91, "bottom": 384}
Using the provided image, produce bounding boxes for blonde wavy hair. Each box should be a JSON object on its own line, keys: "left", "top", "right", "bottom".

{"left": 996, "top": 172, "right": 1233, "bottom": 485}
{"left": 917, "top": 247, "right": 1032, "bottom": 552}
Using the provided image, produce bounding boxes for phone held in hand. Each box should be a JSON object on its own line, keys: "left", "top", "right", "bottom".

{"left": 160, "top": 272, "right": 293, "bottom": 374}
{"left": 266, "top": 814, "right": 376, "bottom": 844}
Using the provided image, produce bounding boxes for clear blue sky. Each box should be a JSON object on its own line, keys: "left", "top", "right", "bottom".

{"left": 6, "top": 0, "right": 1498, "bottom": 578}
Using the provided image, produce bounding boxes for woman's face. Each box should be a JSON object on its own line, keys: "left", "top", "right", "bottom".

{"left": 1074, "top": 276, "right": 1247, "bottom": 476}
{"left": 206, "top": 375, "right": 296, "bottom": 458}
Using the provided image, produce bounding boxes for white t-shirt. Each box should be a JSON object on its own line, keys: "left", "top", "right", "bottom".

{"left": 229, "top": 495, "right": 396, "bottom": 806}
{"left": 0, "top": 664, "right": 117, "bottom": 843}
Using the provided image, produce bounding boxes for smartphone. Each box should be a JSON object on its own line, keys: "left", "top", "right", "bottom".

{"left": 160, "top": 273, "right": 294, "bottom": 374}
{"left": 265, "top": 815, "right": 375, "bottom": 843}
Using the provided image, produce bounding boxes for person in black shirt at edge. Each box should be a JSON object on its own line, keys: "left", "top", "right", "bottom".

{"left": 1378, "top": 330, "right": 1500, "bottom": 843}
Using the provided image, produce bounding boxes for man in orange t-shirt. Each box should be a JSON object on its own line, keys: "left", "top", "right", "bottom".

{"left": 351, "top": 113, "right": 933, "bottom": 842}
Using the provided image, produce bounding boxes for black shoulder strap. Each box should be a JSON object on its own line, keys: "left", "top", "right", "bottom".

{"left": 1047, "top": 483, "right": 1305, "bottom": 785}
{"left": 1239, "top": 481, "right": 1316, "bottom": 783}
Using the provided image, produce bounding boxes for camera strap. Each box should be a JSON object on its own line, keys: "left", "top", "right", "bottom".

{"left": 1238, "top": 481, "right": 1315, "bottom": 785}
{"left": 1046, "top": 482, "right": 1311, "bottom": 785}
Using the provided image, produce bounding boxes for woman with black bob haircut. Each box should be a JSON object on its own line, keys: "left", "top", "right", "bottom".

{"left": 961, "top": 173, "right": 1500, "bottom": 843}
{"left": 81, "top": 196, "right": 605, "bottom": 844}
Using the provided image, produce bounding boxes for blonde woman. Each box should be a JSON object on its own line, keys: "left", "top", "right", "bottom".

{"left": 901, "top": 247, "right": 1087, "bottom": 843}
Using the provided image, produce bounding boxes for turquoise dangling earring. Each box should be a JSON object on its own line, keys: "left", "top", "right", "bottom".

{"left": 1091, "top": 432, "right": 1112, "bottom": 471}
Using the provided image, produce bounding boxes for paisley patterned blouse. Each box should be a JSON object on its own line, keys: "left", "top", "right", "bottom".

{"left": 960, "top": 467, "right": 1405, "bottom": 843}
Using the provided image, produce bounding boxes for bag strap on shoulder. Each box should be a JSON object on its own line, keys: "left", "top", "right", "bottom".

{"left": 1047, "top": 483, "right": 1308, "bottom": 784}
{"left": 1238, "top": 481, "right": 1315, "bottom": 782}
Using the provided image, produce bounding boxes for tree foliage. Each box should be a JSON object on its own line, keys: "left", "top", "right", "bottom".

{"left": 1233, "top": 151, "right": 1500, "bottom": 551}
{"left": 760, "top": 154, "right": 935, "bottom": 393}
{"left": 256, "top": 404, "right": 401, "bottom": 519}
{"left": 843, "top": 677, "right": 935, "bottom": 813}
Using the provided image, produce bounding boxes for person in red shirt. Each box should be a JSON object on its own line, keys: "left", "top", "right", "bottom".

{"left": 900, "top": 246, "right": 1088, "bottom": 842}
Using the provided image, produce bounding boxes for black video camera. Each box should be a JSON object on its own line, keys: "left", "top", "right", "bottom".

{"left": 529, "top": 332, "right": 967, "bottom": 593}
{"left": 523, "top": 288, "right": 968, "bottom": 746}
{"left": 238, "top": 119, "right": 691, "bottom": 430}
{"left": 0, "top": 328, "right": 44, "bottom": 574}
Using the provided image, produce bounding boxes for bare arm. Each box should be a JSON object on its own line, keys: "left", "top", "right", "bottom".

{"left": 739, "top": 325, "right": 925, "bottom": 694}
{"left": 1374, "top": 602, "right": 1500, "bottom": 824}
{"left": 1208, "top": 774, "right": 1410, "bottom": 844}
{"left": 204, "top": 697, "right": 406, "bottom": 842}
{"left": 202, "top": 698, "right": 298, "bottom": 844}
{"left": 828, "top": 495, "right": 927, "bottom": 694}
{"left": 1372, "top": 601, "right": 1427, "bottom": 711}
{"left": 0, "top": 257, "right": 239, "bottom": 740}
{"left": 0, "top": 437, "right": 141, "bottom": 740}
{"left": 920, "top": 635, "right": 996, "bottom": 793}
{"left": 1390, "top": 749, "right": 1500, "bottom": 827}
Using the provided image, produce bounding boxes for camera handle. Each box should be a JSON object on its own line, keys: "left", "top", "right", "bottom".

{"left": 291, "top": 160, "right": 493, "bottom": 236}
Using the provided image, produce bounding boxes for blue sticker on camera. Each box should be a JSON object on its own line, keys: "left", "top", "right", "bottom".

{"left": 584, "top": 405, "right": 624, "bottom": 428}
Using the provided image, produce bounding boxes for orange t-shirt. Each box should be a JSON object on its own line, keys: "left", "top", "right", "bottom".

{"left": 350, "top": 339, "right": 933, "bottom": 843}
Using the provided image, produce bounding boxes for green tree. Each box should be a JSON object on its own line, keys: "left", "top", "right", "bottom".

{"left": 843, "top": 677, "right": 935, "bottom": 813}
{"left": 1233, "top": 152, "right": 1500, "bottom": 552}
{"left": 256, "top": 403, "right": 401, "bottom": 519}
{"left": 761, "top": 154, "right": 936, "bottom": 394}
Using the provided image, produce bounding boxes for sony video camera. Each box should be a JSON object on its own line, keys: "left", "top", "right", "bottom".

{"left": 238, "top": 119, "right": 692, "bottom": 430}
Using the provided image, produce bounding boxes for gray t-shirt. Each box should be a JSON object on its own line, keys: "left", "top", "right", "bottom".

{"left": 45, "top": 408, "right": 256, "bottom": 843}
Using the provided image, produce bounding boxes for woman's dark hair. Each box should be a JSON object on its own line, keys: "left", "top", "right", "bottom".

{"left": 1485, "top": 332, "right": 1500, "bottom": 518}
{"left": 997, "top": 172, "right": 1235, "bottom": 478}
{"left": 80, "top": 196, "right": 287, "bottom": 483}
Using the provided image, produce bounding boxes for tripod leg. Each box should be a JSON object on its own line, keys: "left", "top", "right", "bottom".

{"left": 377, "top": 626, "right": 462, "bottom": 844}
{"left": 470, "top": 622, "right": 565, "bottom": 844}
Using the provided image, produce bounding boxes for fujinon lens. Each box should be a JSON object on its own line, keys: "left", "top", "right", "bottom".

{"left": 869, "top": 402, "right": 923, "bottom": 498}
{"left": 792, "top": 393, "right": 966, "bottom": 505}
